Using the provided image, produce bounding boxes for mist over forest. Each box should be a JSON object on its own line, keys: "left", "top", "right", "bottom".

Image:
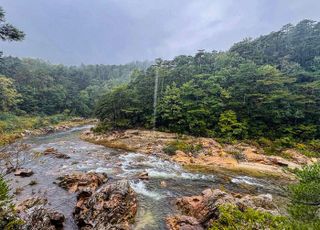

{"left": 0, "top": 2, "right": 320, "bottom": 229}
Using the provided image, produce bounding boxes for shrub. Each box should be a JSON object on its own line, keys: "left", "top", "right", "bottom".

{"left": 92, "top": 122, "right": 111, "bottom": 133}
{"left": 209, "top": 204, "right": 290, "bottom": 230}
{"left": 162, "top": 144, "right": 178, "bottom": 155}
{"left": 308, "top": 139, "right": 320, "bottom": 152}
{"left": 274, "top": 137, "right": 295, "bottom": 148}
{"left": 163, "top": 140, "right": 202, "bottom": 155}
{"left": 0, "top": 176, "right": 23, "bottom": 229}
{"left": 295, "top": 140, "right": 320, "bottom": 158}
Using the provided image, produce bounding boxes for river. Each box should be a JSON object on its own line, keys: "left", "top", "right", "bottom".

{"left": 5, "top": 125, "right": 286, "bottom": 229}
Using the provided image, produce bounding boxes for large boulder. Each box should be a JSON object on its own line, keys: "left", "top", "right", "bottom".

{"left": 56, "top": 172, "right": 107, "bottom": 193}
{"left": 22, "top": 207, "right": 65, "bottom": 230}
{"left": 176, "top": 189, "right": 236, "bottom": 223}
{"left": 236, "top": 193, "right": 279, "bottom": 216}
{"left": 74, "top": 180, "right": 137, "bottom": 230}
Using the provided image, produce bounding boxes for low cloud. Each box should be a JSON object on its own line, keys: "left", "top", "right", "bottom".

{"left": 1, "top": 0, "right": 320, "bottom": 65}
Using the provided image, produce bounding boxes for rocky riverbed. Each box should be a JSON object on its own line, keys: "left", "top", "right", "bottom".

{"left": 2, "top": 126, "right": 309, "bottom": 229}
{"left": 81, "top": 129, "right": 317, "bottom": 179}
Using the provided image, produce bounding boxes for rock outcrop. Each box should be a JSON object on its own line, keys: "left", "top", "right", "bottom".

{"left": 167, "top": 188, "right": 278, "bottom": 229}
{"left": 137, "top": 171, "right": 149, "bottom": 180}
{"left": 22, "top": 207, "right": 65, "bottom": 230}
{"left": 14, "top": 168, "right": 34, "bottom": 177}
{"left": 74, "top": 180, "right": 137, "bottom": 230}
{"left": 166, "top": 215, "right": 204, "bottom": 230}
{"left": 82, "top": 129, "right": 316, "bottom": 179}
{"left": 16, "top": 197, "right": 48, "bottom": 213}
{"left": 43, "top": 147, "right": 70, "bottom": 159}
{"left": 56, "top": 172, "right": 107, "bottom": 193}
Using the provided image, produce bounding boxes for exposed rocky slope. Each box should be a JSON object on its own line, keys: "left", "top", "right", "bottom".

{"left": 82, "top": 129, "right": 317, "bottom": 179}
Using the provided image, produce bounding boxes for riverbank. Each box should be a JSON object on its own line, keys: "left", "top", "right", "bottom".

{"left": 3, "top": 125, "right": 291, "bottom": 229}
{"left": 0, "top": 113, "right": 97, "bottom": 146}
{"left": 81, "top": 129, "right": 318, "bottom": 180}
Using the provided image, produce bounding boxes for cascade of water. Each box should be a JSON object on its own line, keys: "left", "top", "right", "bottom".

{"left": 153, "top": 67, "right": 159, "bottom": 129}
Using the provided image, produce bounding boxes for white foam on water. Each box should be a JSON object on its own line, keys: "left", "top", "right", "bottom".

{"left": 142, "top": 155, "right": 182, "bottom": 171}
{"left": 119, "top": 153, "right": 145, "bottom": 169}
{"left": 180, "top": 172, "right": 215, "bottom": 181}
{"left": 231, "top": 176, "right": 263, "bottom": 187}
{"left": 130, "top": 181, "right": 164, "bottom": 200}
{"left": 146, "top": 169, "right": 215, "bottom": 181}
{"left": 119, "top": 152, "right": 216, "bottom": 181}
{"left": 90, "top": 167, "right": 113, "bottom": 174}
{"left": 146, "top": 169, "right": 178, "bottom": 179}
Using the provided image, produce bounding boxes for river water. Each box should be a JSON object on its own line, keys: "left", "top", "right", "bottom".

{"left": 5, "top": 126, "right": 286, "bottom": 229}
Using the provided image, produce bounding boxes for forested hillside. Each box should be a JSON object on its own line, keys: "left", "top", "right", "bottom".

{"left": 96, "top": 20, "right": 320, "bottom": 145}
{"left": 0, "top": 57, "right": 151, "bottom": 116}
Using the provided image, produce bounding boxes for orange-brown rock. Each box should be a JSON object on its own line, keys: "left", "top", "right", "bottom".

{"left": 74, "top": 180, "right": 137, "bottom": 230}
{"left": 166, "top": 215, "right": 203, "bottom": 230}
{"left": 56, "top": 172, "right": 107, "bottom": 193}
{"left": 43, "top": 147, "right": 70, "bottom": 159}
{"left": 82, "top": 129, "right": 315, "bottom": 179}
{"left": 283, "top": 149, "right": 313, "bottom": 165}
{"left": 137, "top": 171, "right": 149, "bottom": 180}
{"left": 171, "top": 188, "right": 279, "bottom": 229}
{"left": 176, "top": 189, "right": 235, "bottom": 223}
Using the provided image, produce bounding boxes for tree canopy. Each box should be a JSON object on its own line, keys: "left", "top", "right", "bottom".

{"left": 0, "top": 7, "right": 25, "bottom": 42}
{"left": 0, "top": 57, "right": 151, "bottom": 116}
{"left": 96, "top": 20, "right": 320, "bottom": 142}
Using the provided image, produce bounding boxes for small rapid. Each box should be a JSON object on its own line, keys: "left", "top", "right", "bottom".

{"left": 4, "top": 126, "right": 285, "bottom": 229}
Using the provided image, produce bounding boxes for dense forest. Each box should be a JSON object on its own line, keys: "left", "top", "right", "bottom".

{"left": 0, "top": 5, "right": 320, "bottom": 229}
{"left": 0, "top": 57, "right": 151, "bottom": 116}
{"left": 96, "top": 20, "right": 320, "bottom": 145}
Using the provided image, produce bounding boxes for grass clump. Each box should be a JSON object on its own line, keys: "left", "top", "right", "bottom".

{"left": 0, "top": 113, "right": 76, "bottom": 146}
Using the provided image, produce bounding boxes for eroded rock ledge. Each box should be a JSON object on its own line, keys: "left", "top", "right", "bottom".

{"left": 74, "top": 180, "right": 137, "bottom": 230}
{"left": 56, "top": 172, "right": 107, "bottom": 193}
{"left": 56, "top": 172, "right": 137, "bottom": 229}
{"left": 82, "top": 129, "right": 317, "bottom": 179}
{"left": 167, "top": 188, "right": 278, "bottom": 230}
{"left": 17, "top": 172, "right": 137, "bottom": 229}
{"left": 22, "top": 207, "right": 65, "bottom": 230}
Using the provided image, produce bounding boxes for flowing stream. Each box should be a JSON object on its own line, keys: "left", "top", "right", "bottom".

{"left": 5, "top": 126, "right": 286, "bottom": 229}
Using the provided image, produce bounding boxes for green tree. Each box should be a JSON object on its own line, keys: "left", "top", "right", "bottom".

{"left": 0, "top": 7, "right": 24, "bottom": 42}
{"left": 288, "top": 163, "right": 320, "bottom": 225}
{"left": 95, "top": 84, "right": 141, "bottom": 128}
{"left": 0, "top": 76, "right": 21, "bottom": 112}
{"left": 0, "top": 176, "right": 22, "bottom": 229}
{"left": 218, "top": 110, "right": 247, "bottom": 140}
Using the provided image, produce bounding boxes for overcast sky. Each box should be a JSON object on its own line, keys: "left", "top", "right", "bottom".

{"left": 1, "top": 0, "right": 320, "bottom": 65}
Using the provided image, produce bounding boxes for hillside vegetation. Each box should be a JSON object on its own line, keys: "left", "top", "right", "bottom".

{"left": 95, "top": 20, "right": 320, "bottom": 154}
{"left": 0, "top": 57, "right": 151, "bottom": 117}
